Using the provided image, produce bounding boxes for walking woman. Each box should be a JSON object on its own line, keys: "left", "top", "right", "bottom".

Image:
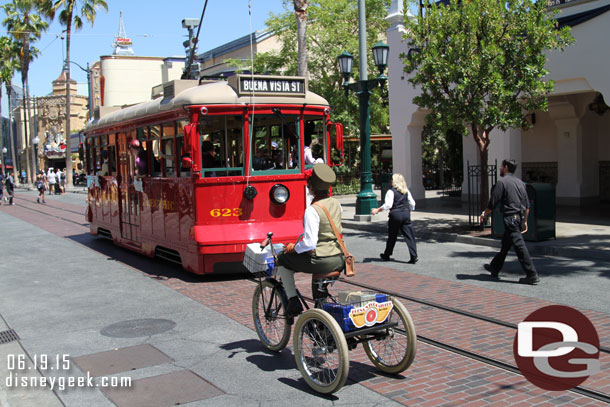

{"left": 371, "top": 173, "right": 418, "bottom": 263}
{"left": 36, "top": 170, "right": 46, "bottom": 203}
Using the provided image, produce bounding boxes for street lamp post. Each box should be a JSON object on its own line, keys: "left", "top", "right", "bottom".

{"left": 338, "top": 0, "right": 389, "bottom": 220}
{"left": 69, "top": 60, "right": 93, "bottom": 121}
{"left": 2, "top": 147, "right": 7, "bottom": 175}
{"left": 33, "top": 136, "right": 40, "bottom": 173}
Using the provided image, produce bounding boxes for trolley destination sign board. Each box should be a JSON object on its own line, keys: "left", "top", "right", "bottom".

{"left": 231, "top": 75, "right": 307, "bottom": 97}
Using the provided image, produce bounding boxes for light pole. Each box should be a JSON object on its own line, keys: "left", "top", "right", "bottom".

{"left": 69, "top": 60, "right": 93, "bottom": 121}
{"left": 33, "top": 136, "right": 40, "bottom": 173}
{"left": 338, "top": 0, "right": 389, "bottom": 219}
{"left": 1, "top": 147, "right": 7, "bottom": 175}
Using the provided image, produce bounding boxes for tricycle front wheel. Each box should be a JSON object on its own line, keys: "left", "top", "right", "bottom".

{"left": 252, "top": 279, "right": 291, "bottom": 352}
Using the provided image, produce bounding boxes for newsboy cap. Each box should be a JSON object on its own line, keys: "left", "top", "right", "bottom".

{"left": 309, "top": 163, "right": 336, "bottom": 191}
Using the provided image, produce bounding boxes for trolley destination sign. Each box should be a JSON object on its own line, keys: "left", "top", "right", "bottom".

{"left": 231, "top": 75, "right": 307, "bottom": 97}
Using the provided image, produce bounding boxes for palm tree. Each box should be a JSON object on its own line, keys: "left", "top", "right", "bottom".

{"left": 294, "top": 0, "right": 308, "bottom": 77}
{"left": 0, "top": 37, "right": 19, "bottom": 180}
{"left": 2, "top": 0, "right": 48, "bottom": 183}
{"left": 42, "top": 0, "right": 107, "bottom": 187}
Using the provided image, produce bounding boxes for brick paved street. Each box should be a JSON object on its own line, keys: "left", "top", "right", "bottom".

{"left": 1, "top": 190, "right": 608, "bottom": 406}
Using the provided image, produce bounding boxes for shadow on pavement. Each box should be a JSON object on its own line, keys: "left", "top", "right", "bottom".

{"left": 65, "top": 232, "right": 250, "bottom": 283}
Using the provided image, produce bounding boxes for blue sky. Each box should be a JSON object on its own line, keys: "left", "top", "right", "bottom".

{"left": 1, "top": 0, "right": 287, "bottom": 115}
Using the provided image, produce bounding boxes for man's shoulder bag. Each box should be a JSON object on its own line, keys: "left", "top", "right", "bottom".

{"left": 313, "top": 202, "right": 355, "bottom": 277}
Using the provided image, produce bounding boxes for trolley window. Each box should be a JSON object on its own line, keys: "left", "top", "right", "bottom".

{"left": 135, "top": 127, "right": 148, "bottom": 176}
{"left": 150, "top": 125, "right": 162, "bottom": 176}
{"left": 176, "top": 119, "right": 190, "bottom": 177}
{"left": 303, "top": 118, "right": 327, "bottom": 168}
{"left": 250, "top": 114, "right": 300, "bottom": 174}
{"left": 108, "top": 133, "right": 117, "bottom": 176}
{"left": 161, "top": 122, "right": 176, "bottom": 177}
{"left": 199, "top": 115, "right": 244, "bottom": 178}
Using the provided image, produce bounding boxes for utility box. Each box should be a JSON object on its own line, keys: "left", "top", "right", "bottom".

{"left": 491, "top": 183, "right": 556, "bottom": 241}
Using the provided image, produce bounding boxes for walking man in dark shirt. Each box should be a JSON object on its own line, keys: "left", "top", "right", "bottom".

{"left": 480, "top": 159, "right": 540, "bottom": 285}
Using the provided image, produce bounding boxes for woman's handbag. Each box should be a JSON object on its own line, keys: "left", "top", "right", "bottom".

{"left": 313, "top": 202, "right": 355, "bottom": 277}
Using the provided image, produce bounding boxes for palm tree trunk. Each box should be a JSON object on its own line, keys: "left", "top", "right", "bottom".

{"left": 294, "top": 0, "right": 308, "bottom": 77}
{"left": 25, "top": 80, "right": 36, "bottom": 183}
{"left": 65, "top": 27, "right": 73, "bottom": 186}
{"left": 21, "top": 77, "right": 31, "bottom": 186}
{"left": 7, "top": 84, "right": 18, "bottom": 179}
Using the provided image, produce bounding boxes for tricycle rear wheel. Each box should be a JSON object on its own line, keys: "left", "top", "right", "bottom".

{"left": 293, "top": 309, "right": 349, "bottom": 394}
{"left": 363, "top": 297, "right": 416, "bottom": 374}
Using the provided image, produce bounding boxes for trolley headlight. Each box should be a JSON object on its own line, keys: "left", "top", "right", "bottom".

{"left": 270, "top": 184, "right": 290, "bottom": 205}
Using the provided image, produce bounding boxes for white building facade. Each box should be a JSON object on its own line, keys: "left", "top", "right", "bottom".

{"left": 386, "top": 0, "right": 610, "bottom": 206}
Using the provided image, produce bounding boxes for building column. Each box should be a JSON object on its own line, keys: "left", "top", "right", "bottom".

{"left": 404, "top": 110, "right": 426, "bottom": 202}
{"left": 549, "top": 99, "right": 582, "bottom": 205}
{"left": 386, "top": 1, "right": 425, "bottom": 204}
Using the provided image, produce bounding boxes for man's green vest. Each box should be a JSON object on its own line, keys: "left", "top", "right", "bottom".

{"left": 312, "top": 197, "right": 342, "bottom": 257}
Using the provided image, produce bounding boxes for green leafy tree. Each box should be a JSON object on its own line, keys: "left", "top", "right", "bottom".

{"left": 403, "top": 0, "right": 572, "bottom": 211}
{"left": 40, "top": 0, "right": 107, "bottom": 186}
{"left": 2, "top": 0, "right": 48, "bottom": 182}
{"left": 262, "top": 0, "right": 391, "bottom": 137}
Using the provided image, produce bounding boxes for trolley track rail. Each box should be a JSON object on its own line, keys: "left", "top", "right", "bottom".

{"left": 338, "top": 277, "right": 610, "bottom": 403}
{"left": 5, "top": 199, "right": 608, "bottom": 403}
{"left": 247, "top": 276, "right": 610, "bottom": 404}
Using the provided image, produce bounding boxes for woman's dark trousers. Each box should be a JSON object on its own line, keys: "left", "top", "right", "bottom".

{"left": 383, "top": 210, "right": 417, "bottom": 259}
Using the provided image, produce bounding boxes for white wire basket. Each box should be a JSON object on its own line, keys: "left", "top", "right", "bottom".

{"left": 243, "top": 243, "right": 284, "bottom": 276}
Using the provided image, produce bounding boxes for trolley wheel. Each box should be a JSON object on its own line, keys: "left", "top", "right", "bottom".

{"left": 293, "top": 309, "right": 349, "bottom": 394}
{"left": 252, "top": 279, "right": 291, "bottom": 352}
{"left": 363, "top": 297, "right": 417, "bottom": 374}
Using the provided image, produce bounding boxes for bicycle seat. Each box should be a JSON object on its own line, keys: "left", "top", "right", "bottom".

{"left": 312, "top": 270, "right": 341, "bottom": 280}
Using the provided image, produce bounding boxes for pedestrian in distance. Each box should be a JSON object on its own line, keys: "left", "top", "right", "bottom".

{"left": 0, "top": 171, "right": 4, "bottom": 204}
{"left": 480, "top": 159, "right": 540, "bottom": 285}
{"left": 4, "top": 171, "right": 15, "bottom": 205}
{"left": 59, "top": 168, "right": 66, "bottom": 194}
{"left": 47, "top": 167, "right": 57, "bottom": 195}
{"left": 56, "top": 168, "right": 64, "bottom": 194}
{"left": 276, "top": 163, "right": 346, "bottom": 317}
{"left": 371, "top": 173, "right": 418, "bottom": 264}
{"left": 36, "top": 170, "right": 46, "bottom": 203}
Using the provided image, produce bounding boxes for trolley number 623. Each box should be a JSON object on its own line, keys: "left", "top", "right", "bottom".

{"left": 210, "top": 208, "right": 243, "bottom": 217}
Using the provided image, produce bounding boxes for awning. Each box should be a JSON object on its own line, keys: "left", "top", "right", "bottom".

{"left": 556, "top": 4, "right": 610, "bottom": 28}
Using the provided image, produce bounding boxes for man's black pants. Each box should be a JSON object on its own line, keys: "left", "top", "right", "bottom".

{"left": 490, "top": 214, "right": 537, "bottom": 276}
{"left": 383, "top": 210, "right": 417, "bottom": 259}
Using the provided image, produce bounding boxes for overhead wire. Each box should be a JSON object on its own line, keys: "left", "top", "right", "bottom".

{"left": 246, "top": 0, "right": 256, "bottom": 188}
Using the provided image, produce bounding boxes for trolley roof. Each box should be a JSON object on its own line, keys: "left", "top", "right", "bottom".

{"left": 86, "top": 75, "right": 329, "bottom": 132}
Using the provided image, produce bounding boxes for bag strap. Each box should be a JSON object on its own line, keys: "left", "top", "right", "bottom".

{"left": 312, "top": 202, "right": 351, "bottom": 258}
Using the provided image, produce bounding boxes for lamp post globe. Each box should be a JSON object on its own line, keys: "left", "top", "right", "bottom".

{"left": 372, "top": 41, "right": 389, "bottom": 78}
{"left": 2, "top": 147, "right": 6, "bottom": 154}
{"left": 338, "top": 51, "right": 354, "bottom": 79}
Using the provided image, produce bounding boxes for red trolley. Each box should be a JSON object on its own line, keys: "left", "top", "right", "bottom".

{"left": 84, "top": 75, "right": 344, "bottom": 274}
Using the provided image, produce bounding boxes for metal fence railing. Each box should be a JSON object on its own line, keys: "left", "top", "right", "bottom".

{"left": 467, "top": 160, "right": 497, "bottom": 227}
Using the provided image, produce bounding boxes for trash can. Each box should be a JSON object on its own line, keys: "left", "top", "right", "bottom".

{"left": 380, "top": 173, "right": 392, "bottom": 205}
{"left": 491, "top": 183, "right": 556, "bottom": 241}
